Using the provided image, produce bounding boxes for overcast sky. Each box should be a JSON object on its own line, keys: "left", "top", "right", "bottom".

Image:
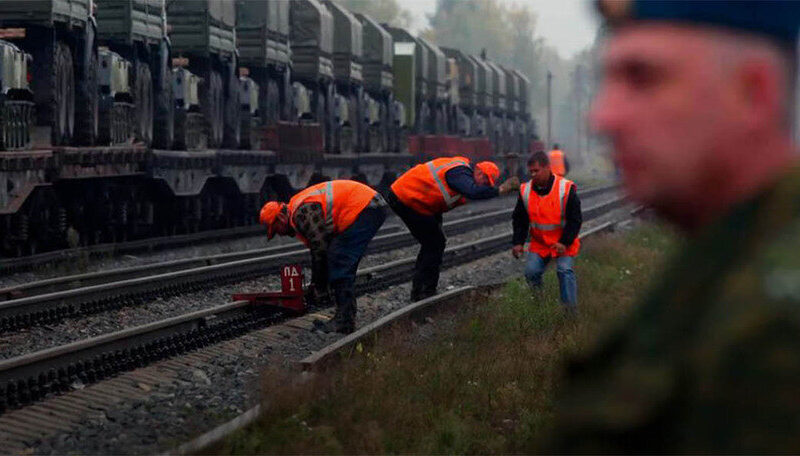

{"left": 405, "top": 0, "right": 600, "bottom": 58}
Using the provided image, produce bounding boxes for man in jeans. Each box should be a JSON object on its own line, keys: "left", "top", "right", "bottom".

{"left": 259, "top": 180, "right": 387, "bottom": 334}
{"left": 512, "top": 151, "right": 582, "bottom": 312}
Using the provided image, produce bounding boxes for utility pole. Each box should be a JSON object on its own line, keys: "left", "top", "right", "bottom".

{"left": 546, "top": 70, "right": 552, "bottom": 150}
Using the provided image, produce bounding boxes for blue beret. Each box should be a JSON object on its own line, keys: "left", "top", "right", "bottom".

{"left": 598, "top": 0, "right": 800, "bottom": 45}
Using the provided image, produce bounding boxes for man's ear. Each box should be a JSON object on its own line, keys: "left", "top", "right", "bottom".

{"left": 734, "top": 59, "right": 783, "bottom": 130}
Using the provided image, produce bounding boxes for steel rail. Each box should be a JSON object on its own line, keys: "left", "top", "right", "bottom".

{"left": 0, "top": 190, "right": 621, "bottom": 333}
{"left": 0, "top": 205, "right": 530, "bottom": 331}
{"left": 0, "top": 205, "right": 514, "bottom": 302}
{"left": 0, "top": 194, "right": 630, "bottom": 414}
{"left": 0, "top": 184, "right": 617, "bottom": 274}
{"left": 0, "top": 185, "right": 618, "bottom": 302}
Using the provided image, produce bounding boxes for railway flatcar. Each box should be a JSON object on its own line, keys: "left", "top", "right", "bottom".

{"left": 0, "top": 0, "right": 537, "bottom": 258}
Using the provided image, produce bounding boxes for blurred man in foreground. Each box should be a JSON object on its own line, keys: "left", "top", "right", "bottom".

{"left": 551, "top": 1, "right": 800, "bottom": 452}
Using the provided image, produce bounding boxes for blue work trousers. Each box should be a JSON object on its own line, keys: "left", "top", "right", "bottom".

{"left": 328, "top": 206, "right": 387, "bottom": 293}
{"left": 524, "top": 253, "right": 578, "bottom": 309}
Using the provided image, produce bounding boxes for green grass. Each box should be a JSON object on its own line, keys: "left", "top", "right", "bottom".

{"left": 208, "top": 222, "right": 678, "bottom": 455}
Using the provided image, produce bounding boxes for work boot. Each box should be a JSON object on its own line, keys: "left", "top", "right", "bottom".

{"left": 313, "top": 286, "right": 356, "bottom": 334}
{"left": 563, "top": 304, "right": 578, "bottom": 320}
{"left": 313, "top": 308, "right": 351, "bottom": 334}
{"left": 410, "top": 288, "right": 436, "bottom": 302}
{"left": 409, "top": 288, "right": 424, "bottom": 302}
{"left": 410, "top": 276, "right": 425, "bottom": 302}
{"left": 410, "top": 277, "right": 437, "bottom": 302}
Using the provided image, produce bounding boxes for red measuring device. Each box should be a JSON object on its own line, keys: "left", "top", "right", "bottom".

{"left": 232, "top": 264, "right": 306, "bottom": 313}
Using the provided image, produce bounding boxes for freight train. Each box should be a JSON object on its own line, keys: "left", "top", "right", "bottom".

{"left": 0, "top": 0, "right": 538, "bottom": 257}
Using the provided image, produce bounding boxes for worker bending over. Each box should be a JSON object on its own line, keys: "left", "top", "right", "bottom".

{"left": 259, "top": 180, "right": 387, "bottom": 334}
{"left": 548, "top": 143, "right": 569, "bottom": 177}
{"left": 512, "top": 151, "right": 582, "bottom": 312}
{"left": 388, "top": 156, "right": 519, "bottom": 301}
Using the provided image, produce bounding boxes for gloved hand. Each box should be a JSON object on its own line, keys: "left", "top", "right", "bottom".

{"left": 498, "top": 176, "right": 521, "bottom": 195}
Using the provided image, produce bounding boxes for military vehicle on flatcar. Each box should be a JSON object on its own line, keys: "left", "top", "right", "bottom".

{"left": 0, "top": 0, "right": 537, "bottom": 258}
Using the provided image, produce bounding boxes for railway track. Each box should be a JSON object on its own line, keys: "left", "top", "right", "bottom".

{"left": 0, "top": 184, "right": 617, "bottom": 275}
{"left": 0, "top": 187, "right": 620, "bottom": 335}
{"left": 0, "top": 192, "right": 627, "bottom": 416}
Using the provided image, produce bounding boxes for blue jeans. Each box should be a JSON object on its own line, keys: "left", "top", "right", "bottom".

{"left": 524, "top": 253, "right": 578, "bottom": 308}
{"left": 328, "top": 206, "right": 387, "bottom": 291}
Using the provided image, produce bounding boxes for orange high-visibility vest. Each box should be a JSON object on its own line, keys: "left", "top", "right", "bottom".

{"left": 391, "top": 156, "right": 471, "bottom": 216}
{"left": 548, "top": 149, "right": 566, "bottom": 177}
{"left": 520, "top": 175, "right": 580, "bottom": 257}
{"left": 288, "top": 180, "right": 376, "bottom": 246}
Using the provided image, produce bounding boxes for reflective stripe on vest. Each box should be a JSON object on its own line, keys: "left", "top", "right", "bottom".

{"left": 427, "top": 158, "right": 469, "bottom": 209}
{"left": 521, "top": 178, "right": 570, "bottom": 231}
{"left": 291, "top": 181, "right": 334, "bottom": 225}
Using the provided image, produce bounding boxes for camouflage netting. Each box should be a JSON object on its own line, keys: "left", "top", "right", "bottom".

{"left": 207, "top": 0, "right": 235, "bottom": 28}
{"left": 290, "top": 0, "right": 334, "bottom": 55}
{"left": 327, "top": 2, "right": 363, "bottom": 57}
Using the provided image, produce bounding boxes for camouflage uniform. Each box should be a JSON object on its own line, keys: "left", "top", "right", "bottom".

{"left": 551, "top": 165, "right": 800, "bottom": 453}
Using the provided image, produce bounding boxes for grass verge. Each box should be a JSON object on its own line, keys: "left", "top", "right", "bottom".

{"left": 207, "top": 221, "right": 678, "bottom": 454}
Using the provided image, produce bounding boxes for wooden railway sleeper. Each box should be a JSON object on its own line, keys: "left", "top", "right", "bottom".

{"left": 1, "top": 308, "right": 281, "bottom": 415}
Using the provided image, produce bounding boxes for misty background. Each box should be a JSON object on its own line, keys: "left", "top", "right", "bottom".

{"left": 336, "top": 0, "right": 608, "bottom": 176}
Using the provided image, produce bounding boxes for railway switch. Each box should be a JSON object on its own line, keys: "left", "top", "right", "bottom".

{"left": 232, "top": 264, "right": 306, "bottom": 313}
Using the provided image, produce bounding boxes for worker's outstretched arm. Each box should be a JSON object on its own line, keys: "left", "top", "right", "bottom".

{"left": 444, "top": 166, "right": 499, "bottom": 200}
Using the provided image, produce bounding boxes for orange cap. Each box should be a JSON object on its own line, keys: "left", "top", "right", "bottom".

{"left": 476, "top": 161, "right": 500, "bottom": 186}
{"left": 259, "top": 201, "right": 286, "bottom": 239}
